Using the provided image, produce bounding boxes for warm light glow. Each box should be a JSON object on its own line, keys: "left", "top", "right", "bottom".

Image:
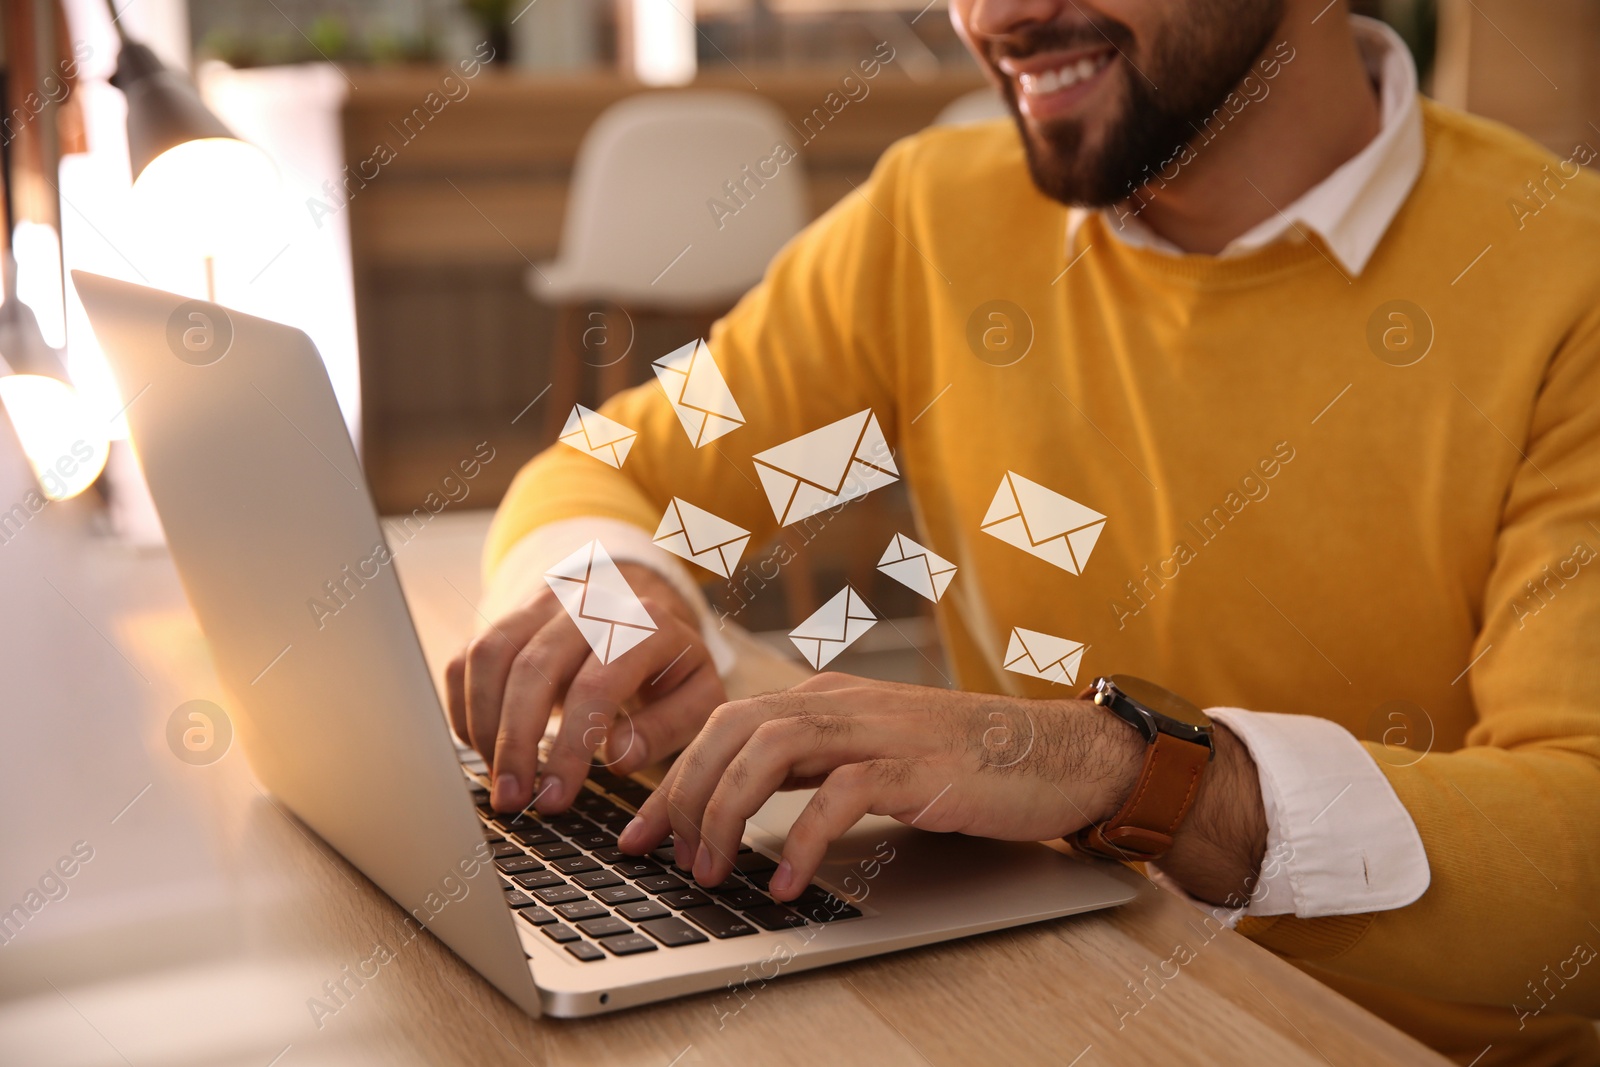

{"left": 0, "top": 374, "right": 111, "bottom": 500}
{"left": 131, "top": 137, "right": 280, "bottom": 265}
{"left": 13, "top": 222, "right": 68, "bottom": 349}
{"left": 632, "top": 0, "right": 698, "bottom": 86}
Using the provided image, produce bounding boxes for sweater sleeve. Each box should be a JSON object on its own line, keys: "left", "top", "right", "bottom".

{"left": 1239, "top": 305, "right": 1600, "bottom": 1015}
{"left": 483, "top": 139, "right": 912, "bottom": 586}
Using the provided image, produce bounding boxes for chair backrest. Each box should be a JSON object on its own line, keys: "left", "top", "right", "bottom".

{"left": 537, "top": 91, "right": 808, "bottom": 308}
{"left": 935, "top": 87, "right": 1011, "bottom": 127}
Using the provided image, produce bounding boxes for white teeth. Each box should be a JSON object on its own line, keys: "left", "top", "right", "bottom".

{"left": 1019, "top": 53, "right": 1109, "bottom": 96}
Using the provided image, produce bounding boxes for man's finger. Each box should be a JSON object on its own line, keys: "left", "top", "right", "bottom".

{"left": 694, "top": 714, "right": 897, "bottom": 886}
{"left": 770, "top": 759, "right": 927, "bottom": 901}
{"left": 540, "top": 613, "right": 696, "bottom": 812}
{"left": 463, "top": 601, "right": 554, "bottom": 761}
{"left": 445, "top": 653, "right": 468, "bottom": 744}
{"left": 657, "top": 691, "right": 845, "bottom": 859}
{"left": 489, "top": 620, "right": 592, "bottom": 811}
{"left": 609, "top": 659, "right": 723, "bottom": 776}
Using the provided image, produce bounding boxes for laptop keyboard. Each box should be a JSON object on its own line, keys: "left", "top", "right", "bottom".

{"left": 466, "top": 762, "right": 863, "bottom": 964}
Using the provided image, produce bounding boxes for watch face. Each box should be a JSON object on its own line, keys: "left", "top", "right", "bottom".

{"left": 1108, "top": 674, "right": 1210, "bottom": 728}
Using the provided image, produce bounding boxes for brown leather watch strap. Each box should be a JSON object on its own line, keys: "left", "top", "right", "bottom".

{"left": 1071, "top": 732, "right": 1210, "bottom": 862}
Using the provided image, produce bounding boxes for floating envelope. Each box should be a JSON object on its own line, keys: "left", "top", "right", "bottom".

{"left": 558, "top": 405, "right": 637, "bottom": 469}
{"left": 753, "top": 409, "right": 899, "bottom": 527}
{"left": 544, "top": 540, "right": 657, "bottom": 664}
{"left": 790, "top": 586, "right": 878, "bottom": 669}
{"left": 652, "top": 497, "right": 750, "bottom": 579}
{"left": 1002, "top": 627, "right": 1086, "bottom": 685}
{"left": 652, "top": 339, "right": 745, "bottom": 448}
{"left": 877, "top": 533, "right": 957, "bottom": 602}
{"left": 980, "top": 470, "right": 1105, "bottom": 575}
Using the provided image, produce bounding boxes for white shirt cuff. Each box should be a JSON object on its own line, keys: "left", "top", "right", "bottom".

{"left": 1191, "top": 707, "right": 1430, "bottom": 919}
{"left": 483, "top": 516, "right": 738, "bottom": 676}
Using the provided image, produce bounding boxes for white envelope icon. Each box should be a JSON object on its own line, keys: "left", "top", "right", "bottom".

{"left": 652, "top": 497, "right": 750, "bottom": 578}
{"left": 1002, "top": 627, "right": 1086, "bottom": 685}
{"left": 981, "top": 471, "right": 1105, "bottom": 575}
{"left": 544, "top": 540, "right": 657, "bottom": 664}
{"left": 753, "top": 409, "right": 899, "bottom": 527}
{"left": 652, "top": 339, "right": 745, "bottom": 448}
{"left": 790, "top": 586, "right": 878, "bottom": 669}
{"left": 559, "top": 405, "right": 637, "bottom": 469}
{"left": 877, "top": 533, "right": 957, "bottom": 602}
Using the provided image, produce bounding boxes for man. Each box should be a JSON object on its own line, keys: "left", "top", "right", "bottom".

{"left": 449, "top": 1, "right": 1600, "bottom": 1061}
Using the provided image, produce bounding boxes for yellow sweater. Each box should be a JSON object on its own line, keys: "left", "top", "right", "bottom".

{"left": 488, "top": 101, "right": 1600, "bottom": 1063}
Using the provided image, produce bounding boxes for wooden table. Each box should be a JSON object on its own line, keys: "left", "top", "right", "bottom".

{"left": 2, "top": 511, "right": 1447, "bottom": 1067}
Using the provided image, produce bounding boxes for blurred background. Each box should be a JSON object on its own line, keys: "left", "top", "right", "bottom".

{"left": 1, "top": 0, "right": 1596, "bottom": 653}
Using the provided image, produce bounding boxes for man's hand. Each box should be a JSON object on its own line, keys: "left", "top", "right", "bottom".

{"left": 616, "top": 673, "right": 1268, "bottom": 908}
{"left": 446, "top": 562, "right": 726, "bottom": 816}
{"left": 616, "top": 673, "right": 1148, "bottom": 900}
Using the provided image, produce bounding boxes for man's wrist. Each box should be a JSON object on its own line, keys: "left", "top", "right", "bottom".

{"left": 1082, "top": 701, "right": 1148, "bottom": 826}
{"left": 1154, "top": 722, "right": 1268, "bottom": 903}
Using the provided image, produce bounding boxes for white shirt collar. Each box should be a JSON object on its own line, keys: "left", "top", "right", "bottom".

{"left": 1063, "top": 16, "right": 1423, "bottom": 277}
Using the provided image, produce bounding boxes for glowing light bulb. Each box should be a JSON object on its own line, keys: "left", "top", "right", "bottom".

{"left": 0, "top": 374, "right": 111, "bottom": 501}
{"left": 131, "top": 137, "right": 281, "bottom": 294}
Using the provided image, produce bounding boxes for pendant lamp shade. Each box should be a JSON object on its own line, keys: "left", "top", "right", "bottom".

{"left": 108, "top": 40, "right": 235, "bottom": 180}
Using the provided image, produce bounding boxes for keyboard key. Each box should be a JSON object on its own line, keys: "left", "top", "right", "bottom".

{"left": 742, "top": 904, "right": 809, "bottom": 930}
{"left": 541, "top": 923, "right": 581, "bottom": 943}
{"left": 724, "top": 888, "right": 772, "bottom": 910}
{"left": 683, "top": 905, "right": 757, "bottom": 939}
{"left": 796, "top": 898, "right": 862, "bottom": 923}
{"left": 491, "top": 842, "right": 525, "bottom": 859}
{"left": 573, "top": 869, "right": 624, "bottom": 890}
{"left": 592, "top": 847, "right": 627, "bottom": 865}
{"left": 571, "top": 792, "right": 613, "bottom": 814}
{"left": 550, "top": 855, "right": 601, "bottom": 875}
{"left": 512, "top": 828, "right": 561, "bottom": 847}
{"left": 660, "top": 888, "right": 713, "bottom": 910}
{"left": 554, "top": 900, "right": 608, "bottom": 921}
{"left": 549, "top": 815, "right": 595, "bottom": 836}
{"left": 503, "top": 889, "right": 540, "bottom": 909}
{"left": 734, "top": 852, "right": 778, "bottom": 876}
{"left": 575, "top": 916, "right": 632, "bottom": 938}
{"left": 637, "top": 874, "right": 687, "bottom": 894}
{"left": 531, "top": 841, "right": 580, "bottom": 860}
{"left": 650, "top": 845, "right": 680, "bottom": 868}
{"left": 570, "top": 831, "right": 617, "bottom": 850}
{"left": 495, "top": 857, "right": 544, "bottom": 875}
{"left": 616, "top": 899, "right": 672, "bottom": 921}
{"left": 613, "top": 858, "right": 664, "bottom": 879}
{"left": 638, "top": 916, "right": 710, "bottom": 947}
{"left": 565, "top": 941, "right": 605, "bottom": 962}
{"left": 514, "top": 871, "right": 565, "bottom": 890}
{"left": 532, "top": 885, "right": 584, "bottom": 905}
{"left": 516, "top": 907, "right": 558, "bottom": 926}
{"left": 611, "top": 782, "right": 653, "bottom": 809}
{"left": 592, "top": 810, "right": 636, "bottom": 832}
{"left": 601, "top": 933, "right": 658, "bottom": 956}
{"left": 594, "top": 884, "right": 646, "bottom": 905}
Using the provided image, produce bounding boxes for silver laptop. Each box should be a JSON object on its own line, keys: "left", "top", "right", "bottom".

{"left": 74, "top": 270, "right": 1135, "bottom": 1018}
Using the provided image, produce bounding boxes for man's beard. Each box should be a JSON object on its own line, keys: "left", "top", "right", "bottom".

{"left": 995, "top": 2, "right": 1284, "bottom": 207}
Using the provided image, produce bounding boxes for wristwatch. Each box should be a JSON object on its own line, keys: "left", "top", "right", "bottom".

{"left": 1069, "top": 674, "right": 1214, "bottom": 862}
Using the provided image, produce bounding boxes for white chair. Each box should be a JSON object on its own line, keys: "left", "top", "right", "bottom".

{"left": 533, "top": 91, "right": 805, "bottom": 306}
{"left": 935, "top": 87, "right": 1011, "bottom": 126}
{"left": 529, "top": 90, "right": 807, "bottom": 430}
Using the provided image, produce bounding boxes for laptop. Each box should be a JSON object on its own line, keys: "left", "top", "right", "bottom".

{"left": 74, "top": 271, "right": 1135, "bottom": 1018}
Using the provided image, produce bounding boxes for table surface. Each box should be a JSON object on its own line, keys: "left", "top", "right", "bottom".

{"left": 2, "top": 511, "right": 1448, "bottom": 1067}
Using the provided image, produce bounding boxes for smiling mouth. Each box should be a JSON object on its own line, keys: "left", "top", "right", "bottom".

{"left": 1015, "top": 50, "right": 1115, "bottom": 98}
